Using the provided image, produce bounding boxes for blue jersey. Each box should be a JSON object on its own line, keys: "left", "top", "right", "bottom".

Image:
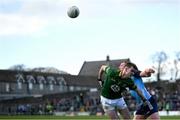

{"left": 130, "top": 76, "right": 151, "bottom": 104}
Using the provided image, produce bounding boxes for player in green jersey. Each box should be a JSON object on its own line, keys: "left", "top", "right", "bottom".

{"left": 97, "top": 63, "right": 153, "bottom": 120}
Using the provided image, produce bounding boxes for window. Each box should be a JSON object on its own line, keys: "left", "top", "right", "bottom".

{"left": 37, "top": 76, "right": 46, "bottom": 90}
{"left": 26, "top": 75, "right": 36, "bottom": 90}
{"left": 57, "top": 77, "right": 67, "bottom": 92}
{"left": 47, "top": 76, "right": 56, "bottom": 91}
{"left": 40, "top": 83, "right": 44, "bottom": 90}
{"left": 6, "top": 83, "right": 10, "bottom": 92}
{"left": 16, "top": 74, "right": 25, "bottom": 90}
{"left": 28, "top": 83, "right": 33, "bottom": 90}
{"left": 50, "top": 84, "right": 53, "bottom": 91}
{"left": 69, "top": 86, "right": 74, "bottom": 91}
{"left": 17, "top": 81, "right": 22, "bottom": 89}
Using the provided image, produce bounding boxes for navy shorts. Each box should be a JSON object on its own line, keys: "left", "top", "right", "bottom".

{"left": 135, "top": 97, "right": 158, "bottom": 118}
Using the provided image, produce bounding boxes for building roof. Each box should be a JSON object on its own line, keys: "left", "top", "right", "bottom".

{"left": 0, "top": 70, "right": 99, "bottom": 101}
{"left": 78, "top": 56, "right": 130, "bottom": 77}
{"left": 0, "top": 70, "right": 98, "bottom": 87}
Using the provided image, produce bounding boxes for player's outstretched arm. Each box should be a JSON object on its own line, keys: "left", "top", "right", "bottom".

{"left": 140, "top": 68, "right": 155, "bottom": 77}
{"left": 97, "top": 65, "right": 107, "bottom": 87}
{"left": 135, "top": 88, "right": 153, "bottom": 110}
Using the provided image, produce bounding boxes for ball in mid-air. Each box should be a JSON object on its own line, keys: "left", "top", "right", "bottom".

{"left": 67, "top": 6, "right": 80, "bottom": 18}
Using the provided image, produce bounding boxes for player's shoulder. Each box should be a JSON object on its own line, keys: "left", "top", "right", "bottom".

{"left": 127, "top": 78, "right": 134, "bottom": 83}
{"left": 132, "top": 75, "right": 142, "bottom": 80}
{"left": 105, "top": 66, "right": 119, "bottom": 74}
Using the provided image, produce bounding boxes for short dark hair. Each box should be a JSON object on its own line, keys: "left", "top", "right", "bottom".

{"left": 123, "top": 62, "right": 138, "bottom": 70}
{"left": 125, "top": 62, "right": 141, "bottom": 77}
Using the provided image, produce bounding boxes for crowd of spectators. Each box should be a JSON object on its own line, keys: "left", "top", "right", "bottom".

{"left": 0, "top": 81, "right": 179, "bottom": 115}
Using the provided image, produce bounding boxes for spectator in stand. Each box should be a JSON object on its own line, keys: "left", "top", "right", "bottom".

{"left": 165, "top": 101, "right": 170, "bottom": 115}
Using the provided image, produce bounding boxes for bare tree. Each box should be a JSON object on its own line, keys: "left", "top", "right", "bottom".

{"left": 9, "top": 64, "right": 26, "bottom": 71}
{"left": 152, "top": 51, "right": 168, "bottom": 81}
{"left": 32, "top": 67, "right": 69, "bottom": 74}
{"left": 8, "top": 64, "right": 69, "bottom": 74}
{"left": 174, "top": 52, "right": 180, "bottom": 80}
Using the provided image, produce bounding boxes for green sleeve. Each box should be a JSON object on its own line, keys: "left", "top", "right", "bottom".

{"left": 105, "top": 66, "right": 110, "bottom": 74}
{"left": 105, "top": 67, "right": 118, "bottom": 77}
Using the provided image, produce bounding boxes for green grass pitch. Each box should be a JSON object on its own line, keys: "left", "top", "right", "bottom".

{"left": 0, "top": 115, "right": 179, "bottom": 120}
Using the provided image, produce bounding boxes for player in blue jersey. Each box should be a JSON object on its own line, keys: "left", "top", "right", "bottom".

{"left": 119, "top": 62, "right": 160, "bottom": 120}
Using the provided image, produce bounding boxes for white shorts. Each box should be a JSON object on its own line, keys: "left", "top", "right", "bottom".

{"left": 100, "top": 96, "right": 127, "bottom": 112}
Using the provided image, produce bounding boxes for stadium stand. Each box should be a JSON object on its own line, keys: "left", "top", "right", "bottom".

{"left": 0, "top": 56, "right": 179, "bottom": 115}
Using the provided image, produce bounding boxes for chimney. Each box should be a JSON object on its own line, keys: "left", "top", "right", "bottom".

{"left": 106, "top": 55, "right": 110, "bottom": 61}
{"left": 106, "top": 55, "right": 110, "bottom": 66}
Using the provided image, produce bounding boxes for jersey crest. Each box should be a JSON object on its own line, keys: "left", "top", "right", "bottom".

{"left": 110, "top": 84, "right": 120, "bottom": 92}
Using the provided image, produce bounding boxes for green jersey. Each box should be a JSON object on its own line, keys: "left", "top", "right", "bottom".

{"left": 101, "top": 66, "right": 137, "bottom": 99}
